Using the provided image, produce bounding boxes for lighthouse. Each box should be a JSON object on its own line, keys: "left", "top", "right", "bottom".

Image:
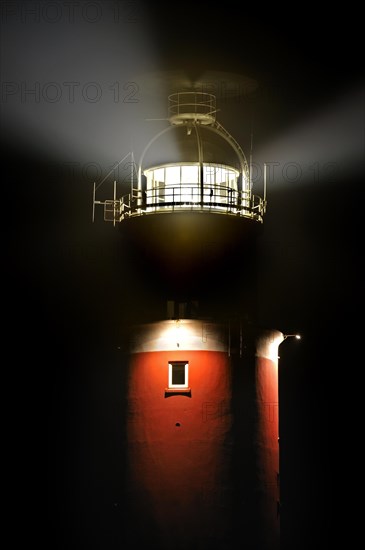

{"left": 93, "top": 91, "right": 285, "bottom": 549}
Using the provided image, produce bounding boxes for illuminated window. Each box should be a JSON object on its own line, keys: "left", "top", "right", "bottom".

{"left": 168, "top": 361, "right": 189, "bottom": 388}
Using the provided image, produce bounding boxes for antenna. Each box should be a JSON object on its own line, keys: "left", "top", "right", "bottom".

{"left": 94, "top": 152, "right": 133, "bottom": 192}
{"left": 249, "top": 112, "right": 254, "bottom": 191}
{"left": 92, "top": 182, "right": 96, "bottom": 222}
{"left": 131, "top": 150, "right": 134, "bottom": 197}
{"left": 113, "top": 180, "right": 117, "bottom": 227}
{"left": 91, "top": 151, "right": 135, "bottom": 223}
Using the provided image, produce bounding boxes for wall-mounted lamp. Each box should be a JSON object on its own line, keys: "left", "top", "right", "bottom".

{"left": 278, "top": 333, "right": 301, "bottom": 359}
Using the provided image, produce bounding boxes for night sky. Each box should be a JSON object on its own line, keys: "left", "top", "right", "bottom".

{"left": 2, "top": 2, "right": 363, "bottom": 548}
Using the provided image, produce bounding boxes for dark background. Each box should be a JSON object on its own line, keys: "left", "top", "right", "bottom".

{"left": 2, "top": 1, "right": 363, "bottom": 548}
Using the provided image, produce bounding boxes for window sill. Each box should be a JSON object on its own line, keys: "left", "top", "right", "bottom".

{"left": 164, "top": 388, "right": 192, "bottom": 398}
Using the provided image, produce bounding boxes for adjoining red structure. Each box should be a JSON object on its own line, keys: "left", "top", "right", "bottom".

{"left": 94, "top": 91, "right": 284, "bottom": 549}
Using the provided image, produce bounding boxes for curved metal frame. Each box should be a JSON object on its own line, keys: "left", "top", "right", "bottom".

{"left": 93, "top": 92, "right": 265, "bottom": 225}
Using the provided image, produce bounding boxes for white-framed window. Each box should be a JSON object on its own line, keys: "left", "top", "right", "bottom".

{"left": 168, "top": 361, "right": 189, "bottom": 388}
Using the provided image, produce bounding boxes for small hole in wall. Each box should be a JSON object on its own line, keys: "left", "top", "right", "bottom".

{"left": 175, "top": 422, "right": 181, "bottom": 427}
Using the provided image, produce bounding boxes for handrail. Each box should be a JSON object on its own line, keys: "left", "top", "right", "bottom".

{"left": 100, "top": 184, "right": 265, "bottom": 224}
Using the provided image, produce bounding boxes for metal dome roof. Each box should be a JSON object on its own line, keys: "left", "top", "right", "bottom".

{"left": 142, "top": 123, "right": 242, "bottom": 171}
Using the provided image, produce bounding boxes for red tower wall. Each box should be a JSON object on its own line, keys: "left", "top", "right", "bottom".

{"left": 254, "top": 333, "right": 282, "bottom": 549}
{"left": 123, "top": 320, "right": 283, "bottom": 549}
